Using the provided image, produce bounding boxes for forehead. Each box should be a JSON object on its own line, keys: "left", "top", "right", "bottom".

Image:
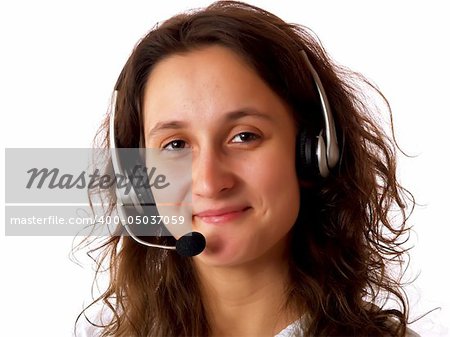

{"left": 142, "top": 45, "right": 292, "bottom": 126}
{"left": 144, "top": 45, "right": 262, "bottom": 105}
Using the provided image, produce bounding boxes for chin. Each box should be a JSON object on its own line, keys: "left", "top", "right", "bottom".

{"left": 194, "top": 237, "right": 251, "bottom": 267}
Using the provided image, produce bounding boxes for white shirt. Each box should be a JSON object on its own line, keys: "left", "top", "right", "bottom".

{"left": 274, "top": 319, "right": 302, "bottom": 336}
{"left": 74, "top": 312, "right": 420, "bottom": 337}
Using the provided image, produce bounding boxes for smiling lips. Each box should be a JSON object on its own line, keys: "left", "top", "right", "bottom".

{"left": 194, "top": 206, "right": 251, "bottom": 224}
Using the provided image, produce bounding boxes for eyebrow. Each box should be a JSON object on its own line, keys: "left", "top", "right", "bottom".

{"left": 146, "top": 109, "right": 274, "bottom": 139}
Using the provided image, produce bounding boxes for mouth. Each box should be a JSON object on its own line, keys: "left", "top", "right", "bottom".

{"left": 193, "top": 206, "right": 251, "bottom": 225}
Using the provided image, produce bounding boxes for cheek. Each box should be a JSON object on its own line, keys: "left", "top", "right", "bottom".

{"left": 242, "top": 148, "right": 300, "bottom": 222}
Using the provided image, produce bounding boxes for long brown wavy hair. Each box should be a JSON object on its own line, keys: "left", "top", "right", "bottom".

{"left": 75, "top": 1, "right": 416, "bottom": 336}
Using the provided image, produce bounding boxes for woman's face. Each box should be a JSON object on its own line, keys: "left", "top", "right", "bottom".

{"left": 143, "top": 45, "right": 300, "bottom": 267}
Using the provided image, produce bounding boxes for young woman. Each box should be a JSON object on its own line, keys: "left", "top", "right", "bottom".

{"left": 75, "top": 1, "right": 420, "bottom": 336}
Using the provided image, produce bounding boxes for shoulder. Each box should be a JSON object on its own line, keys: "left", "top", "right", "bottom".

{"left": 73, "top": 306, "right": 113, "bottom": 337}
{"left": 73, "top": 316, "right": 102, "bottom": 337}
{"left": 405, "top": 327, "right": 421, "bottom": 337}
{"left": 273, "top": 318, "right": 420, "bottom": 337}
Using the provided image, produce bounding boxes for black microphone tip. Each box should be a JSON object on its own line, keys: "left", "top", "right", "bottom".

{"left": 176, "top": 232, "right": 206, "bottom": 257}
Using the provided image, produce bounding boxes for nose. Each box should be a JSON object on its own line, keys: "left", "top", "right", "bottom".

{"left": 192, "top": 146, "right": 236, "bottom": 198}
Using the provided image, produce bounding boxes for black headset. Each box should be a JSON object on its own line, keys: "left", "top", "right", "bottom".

{"left": 109, "top": 50, "right": 339, "bottom": 256}
{"left": 296, "top": 50, "right": 340, "bottom": 179}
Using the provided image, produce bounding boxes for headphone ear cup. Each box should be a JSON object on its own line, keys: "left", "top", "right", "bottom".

{"left": 123, "top": 151, "right": 170, "bottom": 237}
{"left": 296, "top": 130, "right": 319, "bottom": 180}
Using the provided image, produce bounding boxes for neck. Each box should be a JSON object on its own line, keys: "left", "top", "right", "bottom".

{"left": 193, "top": 239, "right": 299, "bottom": 337}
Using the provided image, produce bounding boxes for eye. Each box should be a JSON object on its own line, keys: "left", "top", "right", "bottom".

{"left": 162, "top": 139, "right": 189, "bottom": 151}
{"left": 230, "top": 132, "right": 261, "bottom": 143}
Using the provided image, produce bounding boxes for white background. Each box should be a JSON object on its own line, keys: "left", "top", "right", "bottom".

{"left": 0, "top": 1, "right": 448, "bottom": 336}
